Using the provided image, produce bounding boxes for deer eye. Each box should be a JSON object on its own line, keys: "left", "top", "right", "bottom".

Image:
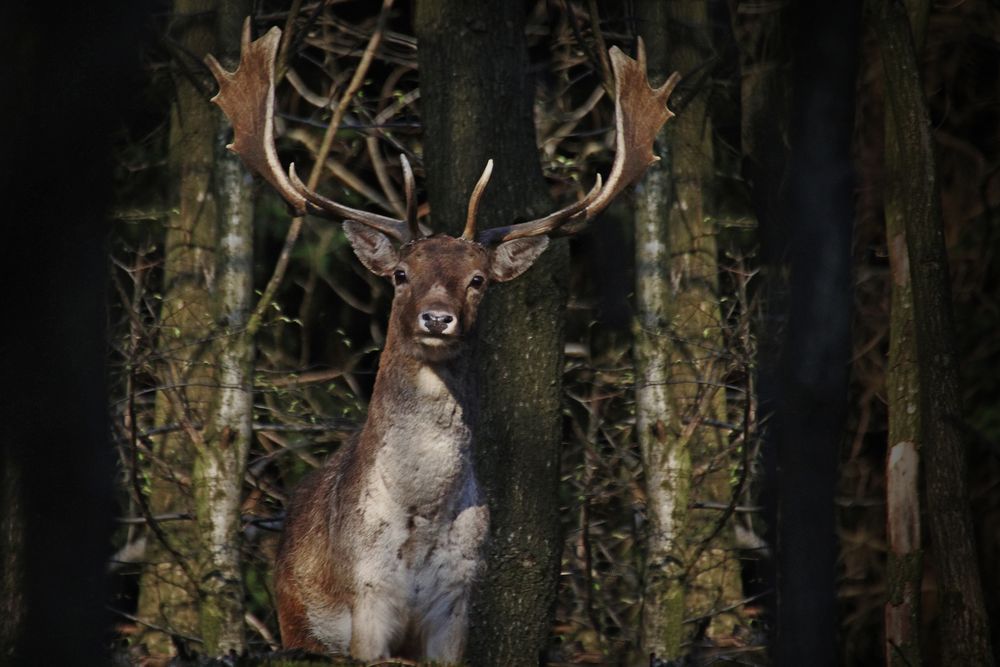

{"left": 469, "top": 275, "right": 485, "bottom": 289}
{"left": 393, "top": 269, "right": 408, "bottom": 285}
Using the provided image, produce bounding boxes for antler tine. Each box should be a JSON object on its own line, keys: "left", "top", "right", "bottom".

{"left": 462, "top": 160, "right": 494, "bottom": 241}
{"left": 400, "top": 154, "right": 421, "bottom": 240}
{"left": 206, "top": 19, "right": 413, "bottom": 243}
{"left": 476, "top": 41, "right": 680, "bottom": 246}
{"left": 475, "top": 176, "right": 602, "bottom": 246}
{"left": 287, "top": 164, "right": 413, "bottom": 243}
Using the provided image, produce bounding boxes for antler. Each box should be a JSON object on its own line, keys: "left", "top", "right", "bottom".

{"left": 461, "top": 160, "right": 494, "bottom": 240}
{"left": 476, "top": 39, "right": 681, "bottom": 246}
{"left": 205, "top": 20, "right": 418, "bottom": 244}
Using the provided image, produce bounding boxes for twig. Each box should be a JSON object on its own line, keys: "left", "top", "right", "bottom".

{"left": 560, "top": 0, "right": 614, "bottom": 98}
{"left": 116, "top": 512, "right": 193, "bottom": 525}
{"left": 285, "top": 127, "right": 396, "bottom": 213}
{"left": 248, "top": 0, "right": 395, "bottom": 337}
{"left": 108, "top": 606, "right": 204, "bottom": 644}
{"left": 586, "top": 0, "right": 615, "bottom": 97}
{"left": 275, "top": 0, "right": 305, "bottom": 80}
{"left": 126, "top": 354, "right": 199, "bottom": 589}
{"left": 246, "top": 611, "right": 281, "bottom": 651}
{"left": 682, "top": 591, "right": 770, "bottom": 625}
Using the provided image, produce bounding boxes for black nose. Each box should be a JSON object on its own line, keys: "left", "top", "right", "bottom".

{"left": 421, "top": 311, "right": 454, "bottom": 335}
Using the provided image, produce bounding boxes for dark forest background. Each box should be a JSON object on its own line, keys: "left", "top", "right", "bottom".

{"left": 2, "top": 1, "right": 999, "bottom": 666}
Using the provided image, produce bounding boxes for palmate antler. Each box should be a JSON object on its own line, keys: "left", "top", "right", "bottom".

{"left": 474, "top": 39, "right": 681, "bottom": 246}
{"left": 206, "top": 21, "right": 679, "bottom": 247}
{"left": 205, "top": 20, "right": 420, "bottom": 243}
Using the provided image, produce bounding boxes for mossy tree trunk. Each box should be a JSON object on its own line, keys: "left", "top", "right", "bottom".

{"left": 633, "top": 1, "right": 743, "bottom": 660}
{"left": 415, "top": 3, "right": 568, "bottom": 665}
{"left": 137, "top": 0, "right": 253, "bottom": 656}
{"left": 194, "top": 0, "right": 255, "bottom": 653}
{"left": 871, "top": 1, "right": 995, "bottom": 664}
{"left": 137, "top": 1, "right": 220, "bottom": 652}
{"left": 880, "top": 1, "right": 929, "bottom": 664}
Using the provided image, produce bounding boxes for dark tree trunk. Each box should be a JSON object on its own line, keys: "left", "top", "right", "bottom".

{"left": 731, "top": 4, "right": 792, "bottom": 635}
{"left": 415, "top": 4, "right": 568, "bottom": 665}
{"left": 765, "top": 2, "right": 861, "bottom": 664}
{"left": 871, "top": 1, "right": 995, "bottom": 664}
{"left": 0, "top": 2, "right": 147, "bottom": 665}
{"left": 880, "top": 2, "right": 929, "bottom": 664}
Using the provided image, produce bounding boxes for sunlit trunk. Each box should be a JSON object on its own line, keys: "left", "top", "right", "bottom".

{"left": 137, "top": 0, "right": 252, "bottom": 655}
{"left": 634, "top": 1, "right": 743, "bottom": 659}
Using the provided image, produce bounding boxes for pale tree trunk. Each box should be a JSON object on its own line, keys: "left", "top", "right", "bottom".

{"left": 415, "top": 3, "right": 568, "bottom": 665}
{"left": 633, "top": 2, "right": 741, "bottom": 659}
{"left": 881, "top": 2, "right": 928, "bottom": 664}
{"left": 137, "top": 0, "right": 252, "bottom": 656}
{"left": 872, "top": 1, "right": 995, "bottom": 663}
{"left": 193, "top": 1, "right": 254, "bottom": 653}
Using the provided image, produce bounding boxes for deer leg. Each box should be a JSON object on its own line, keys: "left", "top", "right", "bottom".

{"left": 349, "top": 591, "right": 401, "bottom": 660}
{"left": 274, "top": 574, "right": 323, "bottom": 652}
{"left": 422, "top": 594, "right": 469, "bottom": 663}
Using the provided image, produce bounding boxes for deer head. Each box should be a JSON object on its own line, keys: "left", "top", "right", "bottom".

{"left": 205, "top": 20, "right": 679, "bottom": 363}
{"left": 343, "top": 223, "right": 547, "bottom": 362}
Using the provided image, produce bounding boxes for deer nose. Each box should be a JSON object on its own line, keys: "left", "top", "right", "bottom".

{"left": 420, "top": 310, "right": 456, "bottom": 336}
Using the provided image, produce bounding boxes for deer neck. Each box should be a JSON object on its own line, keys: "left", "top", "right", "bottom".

{"left": 362, "top": 332, "right": 477, "bottom": 510}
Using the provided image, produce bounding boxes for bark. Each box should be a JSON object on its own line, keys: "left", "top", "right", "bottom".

{"left": 766, "top": 3, "right": 861, "bottom": 664}
{"left": 137, "top": 0, "right": 252, "bottom": 655}
{"left": 881, "top": 2, "right": 928, "bottom": 664}
{"left": 633, "top": 2, "right": 742, "bottom": 659}
{"left": 0, "top": 456, "right": 25, "bottom": 662}
{"left": 137, "top": 1, "right": 218, "bottom": 651}
{"left": 871, "top": 1, "right": 995, "bottom": 664}
{"left": 194, "top": 0, "right": 255, "bottom": 654}
{"left": 884, "top": 109, "right": 922, "bottom": 667}
{"left": 414, "top": 4, "right": 568, "bottom": 665}
{"left": 0, "top": 4, "right": 145, "bottom": 664}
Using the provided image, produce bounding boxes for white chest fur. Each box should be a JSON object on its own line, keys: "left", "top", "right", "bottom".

{"left": 336, "top": 362, "right": 487, "bottom": 661}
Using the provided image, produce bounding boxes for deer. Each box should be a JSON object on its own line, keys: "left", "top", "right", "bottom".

{"left": 206, "top": 20, "right": 679, "bottom": 663}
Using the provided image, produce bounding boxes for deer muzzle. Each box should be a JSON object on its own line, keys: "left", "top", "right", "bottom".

{"left": 420, "top": 310, "right": 457, "bottom": 337}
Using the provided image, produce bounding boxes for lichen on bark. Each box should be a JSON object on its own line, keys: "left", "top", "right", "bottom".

{"left": 633, "top": 1, "right": 744, "bottom": 660}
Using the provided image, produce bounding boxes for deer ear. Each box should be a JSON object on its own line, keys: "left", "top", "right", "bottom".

{"left": 489, "top": 236, "right": 549, "bottom": 283}
{"left": 343, "top": 221, "right": 399, "bottom": 276}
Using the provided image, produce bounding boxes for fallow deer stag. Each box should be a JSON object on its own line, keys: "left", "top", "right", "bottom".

{"left": 206, "top": 20, "right": 678, "bottom": 662}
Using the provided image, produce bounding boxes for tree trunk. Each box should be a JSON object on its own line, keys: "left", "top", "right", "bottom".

{"left": 194, "top": 1, "right": 255, "bottom": 654}
{"left": 137, "top": 0, "right": 252, "bottom": 655}
{"left": 415, "top": 4, "right": 568, "bottom": 665}
{"left": 633, "top": 1, "right": 742, "bottom": 659}
{"left": 136, "top": 1, "right": 219, "bottom": 652}
{"left": 766, "top": 3, "right": 861, "bottom": 663}
{"left": 881, "top": 2, "right": 929, "bottom": 664}
{"left": 871, "top": 1, "right": 995, "bottom": 664}
{"left": 0, "top": 4, "right": 145, "bottom": 664}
